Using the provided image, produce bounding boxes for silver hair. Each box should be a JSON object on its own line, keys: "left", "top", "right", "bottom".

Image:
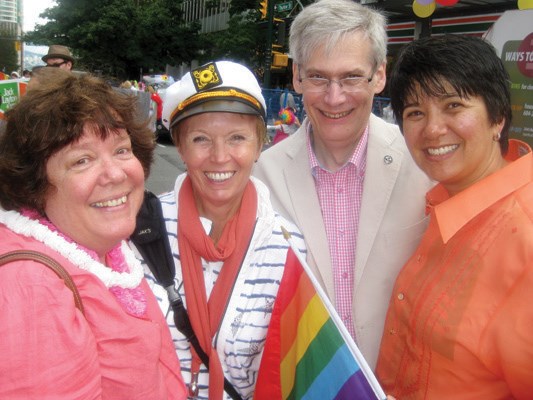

{"left": 289, "top": 0, "right": 388, "bottom": 68}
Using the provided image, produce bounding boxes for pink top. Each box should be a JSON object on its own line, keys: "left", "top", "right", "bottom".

{"left": 0, "top": 226, "right": 187, "bottom": 400}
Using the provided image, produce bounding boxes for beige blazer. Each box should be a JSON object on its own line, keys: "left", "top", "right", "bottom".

{"left": 254, "top": 114, "right": 433, "bottom": 369}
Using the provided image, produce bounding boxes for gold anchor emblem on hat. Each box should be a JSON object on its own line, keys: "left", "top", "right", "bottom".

{"left": 192, "top": 62, "right": 221, "bottom": 92}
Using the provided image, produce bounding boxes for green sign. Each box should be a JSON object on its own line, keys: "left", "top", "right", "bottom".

{"left": 275, "top": 1, "right": 292, "bottom": 12}
{"left": 0, "top": 80, "right": 27, "bottom": 120}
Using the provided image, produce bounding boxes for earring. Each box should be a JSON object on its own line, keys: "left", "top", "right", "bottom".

{"left": 493, "top": 132, "right": 501, "bottom": 142}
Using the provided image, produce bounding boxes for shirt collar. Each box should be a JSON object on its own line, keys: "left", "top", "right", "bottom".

{"left": 306, "top": 124, "right": 369, "bottom": 175}
{"left": 428, "top": 140, "right": 532, "bottom": 244}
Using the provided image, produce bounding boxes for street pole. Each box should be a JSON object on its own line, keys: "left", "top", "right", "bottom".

{"left": 263, "top": 0, "right": 275, "bottom": 89}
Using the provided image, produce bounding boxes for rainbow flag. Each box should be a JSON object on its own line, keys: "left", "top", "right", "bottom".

{"left": 255, "top": 244, "right": 385, "bottom": 400}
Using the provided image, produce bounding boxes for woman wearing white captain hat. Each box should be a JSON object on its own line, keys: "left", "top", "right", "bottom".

{"left": 139, "top": 61, "right": 306, "bottom": 400}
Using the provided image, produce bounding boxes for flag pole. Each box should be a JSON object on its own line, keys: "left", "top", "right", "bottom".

{"left": 281, "top": 227, "right": 387, "bottom": 400}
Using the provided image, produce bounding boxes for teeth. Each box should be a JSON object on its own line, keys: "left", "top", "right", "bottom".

{"left": 427, "top": 145, "right": 458, "bottom": 156}
{"left": 205, "top": 172, "right": 234, "bottom": 181}
{"left": 93, "top": 195, "right": 127, "bottom": 208}
{"left": 322, "top": 110, "right": 350, "bottom": 119}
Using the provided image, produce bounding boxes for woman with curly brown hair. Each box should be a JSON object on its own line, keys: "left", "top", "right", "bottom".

{"left": 0, "top": 73, "right": 186, "bottom": 399}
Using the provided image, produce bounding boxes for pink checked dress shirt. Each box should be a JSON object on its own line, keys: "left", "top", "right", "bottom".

{"left": 307, "top": 126, "right": 368, "bottom": 339}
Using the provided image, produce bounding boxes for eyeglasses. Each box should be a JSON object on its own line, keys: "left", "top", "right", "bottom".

{"left": 299, "top": 73, "right": 373, "bottom": 93}
{"left": 47, "top": 61, "right": 67, "bottom": 68}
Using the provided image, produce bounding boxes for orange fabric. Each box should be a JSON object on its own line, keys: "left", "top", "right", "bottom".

{"left": 376, "top": 140, "right": 533, "bottom": 399}
{"left": 177, "top": 175, "right": 257, "bottom": 399}
{"left": 280, "top": 268, "right": 316, "bottom": 357}
{"left": 151, "top": 92, "right": 163, "bottom": 119}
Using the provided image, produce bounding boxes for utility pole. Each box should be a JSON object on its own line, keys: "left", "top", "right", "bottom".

{"left": 263, "top": 0, "right": 275, "bottom": 89}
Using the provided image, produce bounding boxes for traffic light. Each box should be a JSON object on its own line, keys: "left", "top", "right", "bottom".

{"left": 272, "top": 51, "right": 289, "bottom": 68}
{"left": 259, "top": 0, "right": 268, "bottom": 19}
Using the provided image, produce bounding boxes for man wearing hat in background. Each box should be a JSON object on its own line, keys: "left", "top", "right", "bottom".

{"left": 42, "top": 45, "right": 75, "bottom": 71}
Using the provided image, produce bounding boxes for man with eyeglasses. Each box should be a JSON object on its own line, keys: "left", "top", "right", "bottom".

{"left": 254, "top": 0, "right": 432, "bottom": 370}
{"left": 42, "top": 45, "right": 75, "bottom": 71}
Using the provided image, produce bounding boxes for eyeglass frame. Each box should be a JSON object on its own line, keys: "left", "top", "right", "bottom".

{"left": 297, "top": 67, "right": 376, "bottom": 93}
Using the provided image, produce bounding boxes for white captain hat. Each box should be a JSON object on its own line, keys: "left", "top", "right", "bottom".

{"left": 162, "top": 60, "right": 267, "bottom": 130}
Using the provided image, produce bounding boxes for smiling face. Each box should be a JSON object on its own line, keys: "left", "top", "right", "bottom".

{"left": 402, "top": 82, "right": 506, "bottom": 196}
{"left": 293, "top": 31, "right": 386, "bottom": 151}
{"left": 177, "top": 112, "right": 262, "bottom": 220}
{"left": 44, "top": 126, "right": 145, "bottom": 259}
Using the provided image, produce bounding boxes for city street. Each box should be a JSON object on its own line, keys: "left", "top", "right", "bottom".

{"left": 145, "top": 138, "right": 185, "bottom": 195}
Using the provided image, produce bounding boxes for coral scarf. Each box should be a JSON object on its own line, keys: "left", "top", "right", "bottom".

{"left": 177, "top": 176, "right": 257, "bottom": 399}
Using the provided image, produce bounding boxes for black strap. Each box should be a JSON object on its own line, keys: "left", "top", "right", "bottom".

{"left": 131, "top": 191, "right": 243, "bottom": 400}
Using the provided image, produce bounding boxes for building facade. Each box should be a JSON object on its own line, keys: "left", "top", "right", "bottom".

{"left": 181, "top": 0, "right": 230, "bottom": 34}
{"left": 0, "top": 0, "right": 23, "bottom": 69}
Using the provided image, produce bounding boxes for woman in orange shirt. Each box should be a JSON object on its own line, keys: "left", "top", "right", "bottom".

{"left": 376, "top": 34, "right": 533, "bottom": 399}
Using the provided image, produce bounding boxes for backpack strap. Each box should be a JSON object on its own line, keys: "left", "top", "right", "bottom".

{"left": 131, "top": 191, "right": 243, "bottom": 400}
{"left": 0, "top": 250, "right": 85, "bottom": 315}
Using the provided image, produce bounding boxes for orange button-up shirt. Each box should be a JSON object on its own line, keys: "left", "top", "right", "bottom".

{"left": 376, "top": 140, "right": 533, "bottom": 399}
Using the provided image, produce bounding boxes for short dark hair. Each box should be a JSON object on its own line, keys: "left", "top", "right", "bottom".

{"left": 389, "top": 34, "right": 511, "bottom": 154}
{"left": 0, "top": 73, "right": 155, "bottom": 213}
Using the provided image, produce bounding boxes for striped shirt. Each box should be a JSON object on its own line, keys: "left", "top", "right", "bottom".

{"left": 139, "top": 175, "right": 306, "bottom": 400}
{"left": 307, "top": 125, "right": 368, "bottom": 339}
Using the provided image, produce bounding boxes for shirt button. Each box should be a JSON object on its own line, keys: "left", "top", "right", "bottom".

{"left": 389, "top": 328, "right": 396, "bottom": 335}
{"left": 342, "top": 272, "right": 348, "bottom": 279}
{"left": 397, "top": 292, "right": 405, "bottom": 301}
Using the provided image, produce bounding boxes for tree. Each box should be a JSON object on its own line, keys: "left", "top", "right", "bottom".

{"left": 200, "top": 0, "right": 315, "bottom": 85}
{"left": 24, "top": 0, "right": 201, "bottom": 80}
{"left": 201, "top": 11, "right": 264, "bottom": 71}
{"left": 0, "top": 32, "right": 19, "bottom": 74}
{"left": 200, "top": 0, "right": 315, "bottom": 86}
{"left": 200, "top": 0, "right": 273, "bottom": 79}
{"left": 135, "top": 0, "right": 201, "bottom": 71}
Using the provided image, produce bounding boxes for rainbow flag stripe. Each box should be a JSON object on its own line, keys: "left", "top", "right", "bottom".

{"left": 255, "top": 249, "right": 378, "bottom": 400}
